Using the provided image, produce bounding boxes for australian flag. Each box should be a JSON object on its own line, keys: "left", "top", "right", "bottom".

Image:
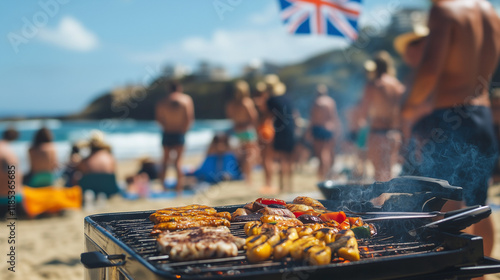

{"left": 278, "top": 0, "right": 362, "bottom": 41}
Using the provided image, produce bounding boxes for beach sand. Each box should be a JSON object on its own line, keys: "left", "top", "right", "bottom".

{"left": 1, "top": 157, "right": 500, "bottom": 280}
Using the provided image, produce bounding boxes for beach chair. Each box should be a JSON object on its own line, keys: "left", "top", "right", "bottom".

{"left": 78, "top": 173, "right": 120, "bottom": 198}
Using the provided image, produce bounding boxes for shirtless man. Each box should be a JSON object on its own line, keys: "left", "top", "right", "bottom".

{"left": 26, "top": 127, "right": 58, "bottom": 186}
{"left": 0, "top": 128, "right": 23, "bottom": 218}
{"left": 402, "top": 0, "right": 500, "bottom": 259}
{"left": 78, "top": 140, "right": 116, "bottom": 175}
{"left": 226, "top": 80, "right": 258, "bottom": 184}
{"left": 360, "top": 51, "right": 405, "bottom": 181}
{"left": 308, "top": 84, "right": 341, "bottom": 180}
{"left": 156, "top": 81, "right": 194, "bottom": 194}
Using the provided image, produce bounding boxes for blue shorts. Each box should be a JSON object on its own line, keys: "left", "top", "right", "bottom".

{"left": 162, "top": 132, "right": 185, "bottom": 147}
{"left": 312, "top": 126, "right": 334, "bottom": 141}
{"left": 401, "top": 106, "right": 498, "bottom": 206}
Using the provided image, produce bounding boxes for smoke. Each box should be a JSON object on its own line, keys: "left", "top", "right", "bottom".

{"left": 401, "top": 105, "right": 498, "bottom": 206}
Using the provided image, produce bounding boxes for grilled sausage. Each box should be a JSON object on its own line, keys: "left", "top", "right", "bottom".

{"left": 152, "top": 219, "right": 230, "bottom": 231}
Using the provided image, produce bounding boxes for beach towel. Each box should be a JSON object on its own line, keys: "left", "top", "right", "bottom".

{"left": 27, "top": 172, "right": 55, "bottom": 188}
{"left": 187, "top": 153, "right": 243, "bottom": 184}
{"left": 22, "top": 186, "right": 82, "bottom": 218}
{"left": 78, "top": 173, "right": 120, "bottom": 198}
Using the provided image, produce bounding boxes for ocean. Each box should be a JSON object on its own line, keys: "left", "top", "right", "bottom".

{"left": 0, "top": 119, "right": 232, "bottom": 173}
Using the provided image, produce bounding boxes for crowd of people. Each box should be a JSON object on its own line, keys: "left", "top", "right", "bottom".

{"left": 1, "top": 0, "right": 500, "bottom": 265}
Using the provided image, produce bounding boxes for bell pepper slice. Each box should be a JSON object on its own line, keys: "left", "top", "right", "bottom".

{"left": 255, "top": 198, "right": 286, "bottom": 206}
{"left": 319, "top": 211, "right": 347, "bottom": 224}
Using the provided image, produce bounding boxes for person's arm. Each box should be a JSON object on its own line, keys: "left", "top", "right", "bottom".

{"left": 402, "top": 4, "right": 453, "bottom": 119}
{"left": 331, "top": 99, "right": 342, "bottom": 143}
{"left": 244, "top": 98, "right": 259, "bottom": 129}
{"left": 50, "top": 145, "right": 59, "bottom": 171}
{"left": 358, "top": 83, "right": 373, "bottom": 127}
{"left": 155, "top": 102, "right": 165, "bottom": 128}
{"left": 185, "top": 96, "right": 195, "bottom": 131}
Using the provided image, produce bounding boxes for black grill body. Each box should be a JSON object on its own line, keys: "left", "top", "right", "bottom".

{"left": 83, "top": 206, "right": 500, "bottom": 280}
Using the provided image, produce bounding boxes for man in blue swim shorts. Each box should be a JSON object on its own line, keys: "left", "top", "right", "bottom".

{"left": 402, "top": 0, "right": 500, "bottom": 258}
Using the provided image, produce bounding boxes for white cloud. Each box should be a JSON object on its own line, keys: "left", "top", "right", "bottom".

{"left": 38, "top": 16, "right": 98, "bottom": 52}
{"left": 130, "top": 27, "right": 349, "bottom": 75}
{"left": 248, "top": 3, "right": 279, "bottom": 25}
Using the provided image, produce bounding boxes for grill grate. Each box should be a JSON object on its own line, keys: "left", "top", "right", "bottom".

{"left": 99, "top": 215, "right": 448, "bottom": 278}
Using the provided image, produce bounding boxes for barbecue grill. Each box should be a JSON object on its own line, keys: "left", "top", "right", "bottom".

{"left": 82, "top": 176, "right": 500, "bottom": 279}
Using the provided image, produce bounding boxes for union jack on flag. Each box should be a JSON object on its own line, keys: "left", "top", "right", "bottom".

{"left": 278, "top": 0, "right": 362, "bottom": 41}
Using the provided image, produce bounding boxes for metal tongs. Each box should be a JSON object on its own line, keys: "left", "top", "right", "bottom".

{"left": 348, "top": 205, "right": 491, "bottom": 236}
{"left": 347, "top": 205, "right": 488, "bottom": 222}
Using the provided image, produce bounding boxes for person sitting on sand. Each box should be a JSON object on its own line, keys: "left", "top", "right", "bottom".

{"left": 77, "top": 132, "right": 116, "bottom": 175}
{"left": 25, "top": 127, "right": 59, "bottom": 187}
{"left": 126, "top": 157, "right": 158, "bottom": 197}
{"left": 0, "top": 128, "right": 25, "bottom": 218}
{"left": 156, "top": 81, "right": 194, "bottom": 195}
{"left": 62, "top": 142, "right": 83, "bottom": 187}
{"left": 225, "top": 80, "right": 259, "bottom": 184}
{"left": 307, "top": 84, "right": 342, "bottom": 180}
{"left": 185, "top": 133, "right": 242, "bottom": 185}
{"left": 74, "top": 131, "right": 119, "bottom": 198}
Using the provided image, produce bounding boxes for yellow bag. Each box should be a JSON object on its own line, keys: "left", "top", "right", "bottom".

{"left": 22, "top": 186, "right": 82, "bottom": 218}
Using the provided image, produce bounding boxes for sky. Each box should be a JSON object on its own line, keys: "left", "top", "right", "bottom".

{"left": 2, "top": 0, "right": 494, "bottom": 118}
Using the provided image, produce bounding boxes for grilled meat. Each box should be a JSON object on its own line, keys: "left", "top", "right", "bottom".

{"left": 292, "top": 197, "right": 326, "bottom": 209}
{"left": 286, "top": 203, "right": 314, "bottom": 212}
{"left": 244, "top": 221, "right": 280, "bottom": 236}
{"left": 156, "top": 226, "right": 245, "bottom": 261}
{"left": 261, "top": 215, "right": 301, "bottom": 224}
{"left": 290, "top": 236, "right": 324, "bottom": 260}
{"left": 328, "top": 235, "right": 360, "bottom": 261}
{"left": 246, "top": 238, "right": 272, "bottom": 263}
{"left": 231, "top": 208, "right": 252, "bottom": 221}
{"left": 298, "top": 214, "right": 323, "bottom": 224}
{"left": 257, "top": 207, "right": 295, "bottom": 218}
{"left": 152, "top": 218, "right": 231, "bottom": 232}
{"left": 305, "top": 245, "right": 331, "bottom": 266}
{"left": 244, "top": 201, "right": 267, "bottom": 212}
{"left": 150, "top": 212, "right": 231, "bottom": 224}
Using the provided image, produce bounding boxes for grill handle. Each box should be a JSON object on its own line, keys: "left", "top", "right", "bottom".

{"left": 81, "top": 251, "right": 126, "bottom": 269}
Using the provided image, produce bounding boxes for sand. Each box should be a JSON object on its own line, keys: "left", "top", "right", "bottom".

{"left": 1, "top": 157, "right": 500, "bottom": 280}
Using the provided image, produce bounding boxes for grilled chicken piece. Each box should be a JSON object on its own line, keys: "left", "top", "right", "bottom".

{"left": 244, "top": 221, "right": 262, "bottom": 236}
{"left": 150, "top": 212, "right": 231, "bottom": 224}
{"left": 327, "top": 234, "right": 360, "bottom": 261}
{"left": 257, "top": 207, "right": 295, "bottom": 218}
{"left": 152, "top": 218, "right": 231, "bottom": 232}
{"left": 292, "top": 197, "right": 326, "bottom": 209}
{"left": 285, "top": 203, "right": 314, "bottom": 212}
{"left": 290, "top": 236, "right": 324, "bottom": 260}
{"left": 305, "top": 245, "right": 331, "bottom": 266}
{"left": 313, "top": 227, "right": 339, "bottom": 244}
{"left": 156, "top": 226, "right": 244, "bottom": 261}
{"left": 246, "top": 240, "right": 272, "bottom": 263}
{"left": 273, "top": 237, "right": 294, "bottom": 260}
{"left": 261, "top": 215, "right": 301, "bottom": 224}
{"left": 153, "top": 208, "right": 218, "bottom": 216}
{"left": 157, "top": 204, "right": 214, "bottom": 211}
{"left": 244, "top": 221, "right": 279, "bottom": 236}
{"left": 296, "top": 223, "right": 325, "bottom": 237}
{"left": 279, "top": 227, "right": 299, "bottom": 240}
